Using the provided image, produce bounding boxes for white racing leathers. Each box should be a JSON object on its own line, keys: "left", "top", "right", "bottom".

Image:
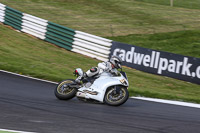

{"left": 75, "top": 62, "right": 118, "bottom": 83}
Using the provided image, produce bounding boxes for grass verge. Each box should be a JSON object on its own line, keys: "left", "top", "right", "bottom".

{"left": 0, "top": 0, "right": 200, "bottom": 36}
{"left": 134, "top": 0, "right": 200, "bottom": 9}
{"left": 107, "top": 30, "right": 200, "bottom": 58}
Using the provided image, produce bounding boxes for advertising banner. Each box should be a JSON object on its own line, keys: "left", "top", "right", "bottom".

{"left": 110, "top": 41, "right": 200, "bottom": 84}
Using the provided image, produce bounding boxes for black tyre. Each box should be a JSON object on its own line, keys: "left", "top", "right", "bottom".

{"left": 54, "top": 79, "right": 77, "bottom": 100}
{"left": 104, "top": 86, "right": 129, "bottom": 106}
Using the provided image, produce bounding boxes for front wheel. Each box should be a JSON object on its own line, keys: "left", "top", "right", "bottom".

{"left": 54, "top": 79, "right": 77, "bottom": 100}
{"left": 104, "top": 86, "right": 129, "bottom": 106}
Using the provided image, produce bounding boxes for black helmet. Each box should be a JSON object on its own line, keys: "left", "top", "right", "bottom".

{"left": 110, "top": 55, "right": 122, "bottom": 69}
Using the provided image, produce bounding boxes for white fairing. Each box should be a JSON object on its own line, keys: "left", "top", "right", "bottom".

{"left": 77, "top": 71, "right": 129, "bottom": 102}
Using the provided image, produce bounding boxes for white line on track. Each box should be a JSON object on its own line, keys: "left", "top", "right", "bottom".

{"left": 1, "top": 69, "right": 200, "bottom": 109}
{"left": 0, "top": 70, "right": 58, "bottom": 84}
{"left": 0, "top": 128, "right": 36, "bottom": 133}
{"left": 132, "top": 97, "right": 200, "bottom": 109}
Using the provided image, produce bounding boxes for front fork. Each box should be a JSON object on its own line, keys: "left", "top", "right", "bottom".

{"left": 113, "top": 86, "right": 122, "bottom": 94}
{"left": 65, "top": 83, "right": 81, "bottom": 90}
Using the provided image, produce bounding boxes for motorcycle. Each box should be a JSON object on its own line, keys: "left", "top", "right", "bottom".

{"left": 54, "top": 68, "right": 129, "bottom": 106}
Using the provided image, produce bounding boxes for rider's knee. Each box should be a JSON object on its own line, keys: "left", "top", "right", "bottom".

{"left": 86, "top": 67, "right": 99, "bottom": 77}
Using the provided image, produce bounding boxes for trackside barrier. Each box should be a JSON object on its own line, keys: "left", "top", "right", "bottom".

{"left": 110, "top": 41, "right": 200, "bottom": 84}
{"left": 4, "top": 6, "right": 23, "bottom": 30}
{"left": 0, "top": 3, "right": 111, "bottom": 61}
{"left": 0, "top": 3, "right": 5, "bottom": 22}
{"left": 45, "top": 21, "right": 75, "bottom": 51}
{"left": 72, "top": 31, "right": 112, "bottom": 61}
{"left": 21, "top": 13, "right": 48, "bottom": 40}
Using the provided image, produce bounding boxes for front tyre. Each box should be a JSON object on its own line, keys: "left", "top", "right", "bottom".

{"left": 104, "top": 86, "right": 129, "bottom": 106}
{"left": 54, "top": 79, "right": 77, "bottom": 100}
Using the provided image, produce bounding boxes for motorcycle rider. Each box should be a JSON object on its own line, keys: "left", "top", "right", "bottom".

{"left": 75, "top": 55, "right": 122, "bottom": 83}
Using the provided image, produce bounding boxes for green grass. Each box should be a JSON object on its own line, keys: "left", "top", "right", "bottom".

{"left": 107, "top": 30, "right": 200, "bottom": 58}
{"left": 0, "top": 24, "right": 200, "bottom": 103}
{"left": 0, "top": 24, "right": 99, "bottom": 81}
{"left": 135, "top": 0, "right": 200, "bottom": 9}
{"left": 0, "top": 0, "right": 200, "bottom": 36}
{"left": 0, "top": 131, "right": 16, "bottom": 133}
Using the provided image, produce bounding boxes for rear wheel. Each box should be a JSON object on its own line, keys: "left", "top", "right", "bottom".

{"left": 54, "top": 79, "right": 77, "bottom": 100}
{"left": 104, "top": 86, "right": 129, "bottom": 106}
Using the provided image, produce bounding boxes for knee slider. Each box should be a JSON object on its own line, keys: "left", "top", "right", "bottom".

{"left": 90, "top": 67, "right": 98, "bottom": 72}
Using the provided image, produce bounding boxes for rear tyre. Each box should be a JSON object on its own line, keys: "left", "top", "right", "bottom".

{"left": 54, "top": 79, "right": 77, "bottom": 100}
{"left": 104, "top": 86, "right": 129, "bottom": 106}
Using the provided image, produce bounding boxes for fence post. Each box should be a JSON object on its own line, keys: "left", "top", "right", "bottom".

{"left": 170, "top": 0, "right": 173, "bottom": 7}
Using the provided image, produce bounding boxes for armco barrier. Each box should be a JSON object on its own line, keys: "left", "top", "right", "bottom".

{"left": 21, "top": 13, "right": 48, "bottom": 40}
{"left": 0, "top": 3, "right": 5, "bottom": 22}
{"left": 0, "top": 3, "right": 111, "bottom": 61}
{"left": 72, "top": 31, "right": 112, "bottom": 61}
{"left": 4, "top": 6, "right": 23, "bottom": 30}
{"left": 45, "top": 21, "right": 75, "bottom": 51}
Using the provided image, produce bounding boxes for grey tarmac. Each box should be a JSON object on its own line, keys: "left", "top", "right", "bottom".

{"left": 0, "top": 71, "right": 200, "bottom": 133}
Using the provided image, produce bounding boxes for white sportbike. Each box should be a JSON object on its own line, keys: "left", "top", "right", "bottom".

{"left": 54, "top": 69, "right": 129, "bottom": 106}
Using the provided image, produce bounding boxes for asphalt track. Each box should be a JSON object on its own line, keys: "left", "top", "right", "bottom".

{"left": 0, "top": 71, "right": 200, "bottom": 133}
